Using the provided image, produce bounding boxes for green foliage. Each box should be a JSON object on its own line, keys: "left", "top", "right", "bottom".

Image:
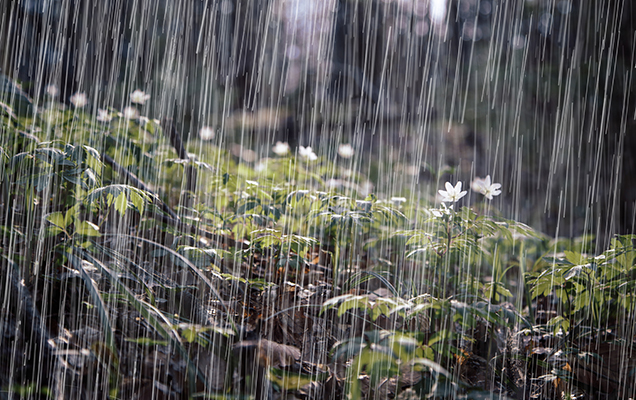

{"left": 527, "top": 234, "right": 636, "bottom": 329}
{"left": 1, "top": 72, "right": 633, "bottom": 399}
{"left": 332, "top": 331, "right": 432, "bottom": 400}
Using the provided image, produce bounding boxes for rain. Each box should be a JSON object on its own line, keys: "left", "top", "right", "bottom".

{"left": 1, "top": 0, "right": 635, "bottom": 399}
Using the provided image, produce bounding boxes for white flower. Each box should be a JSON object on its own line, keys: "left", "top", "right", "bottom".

{"left": 45, "top": 84, "right": 58, "bottom": 97}
{"left": 254, "top": 162, "right": 266, "bottom": 172}
{"left": 438, "top": 181, "right": 467, "bottom": 203}
{"left": 70, "top": 92, "right": 87, "bottom": 108}
{"left": 390, "top": 197, "right": 407, "bottom": 206}
{"left": 139, "top": 116, "right": 150, "bottom": 126}
{"left": 199, "top": 126, "right": 215, "bottom": 140}
{"left": 96, "top": 109, "right": 112, "bottom": 122}
{"left": 272, "top": 141, "right": 290, "bottom": 155}
{"left": 298, "top": 146, "right": 317, "bottom": 161}
{"left": 471, "top": 175, "right": 501, "bottom": 200}
{"left": 338, "top": 143, "right": 354, "bottom": 158}
{"left": 122, "top": 106, "right": 139, "bottom": 119}
{"left": 130, "top": 89, "right": 150, "bottom": 104}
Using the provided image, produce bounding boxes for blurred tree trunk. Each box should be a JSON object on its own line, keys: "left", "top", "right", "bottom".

{"left": 214, "top": 0, "right": 272, "bottom": 111}
{"left": 616, "top": 1, "right": 636, "bottom": 238}
{"left": 329, "top": 0, "right": 385, "bottom": 117}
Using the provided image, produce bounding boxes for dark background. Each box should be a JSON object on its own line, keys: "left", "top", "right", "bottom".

{"left": 2, "top": 0, "right": 635, "bottom": 249}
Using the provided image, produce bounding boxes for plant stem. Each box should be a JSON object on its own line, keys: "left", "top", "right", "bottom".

{"left": 333, "top": 226, "right": 342, "bottom": 292}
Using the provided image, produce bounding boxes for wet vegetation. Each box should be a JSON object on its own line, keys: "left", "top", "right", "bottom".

{"left": 2, "top": 0, "right": 636, "bottom": 399}
{"left": 1, "top": 90, "right": 635, "bottom": 399}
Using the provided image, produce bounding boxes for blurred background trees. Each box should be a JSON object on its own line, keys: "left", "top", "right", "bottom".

{"left": 1, "top": 0, "right": 635, "bottom": 248}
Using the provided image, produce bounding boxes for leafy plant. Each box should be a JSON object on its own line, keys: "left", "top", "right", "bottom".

{"left": 2, "top": 72, "right": 635, "bottom": 399}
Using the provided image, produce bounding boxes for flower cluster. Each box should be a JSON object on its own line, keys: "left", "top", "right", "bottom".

{"left": 299, "top": 146, "right": 318, "bottom": 161}
{"left": 69, "top": 89, "right": 153, "bottom": 121}
{"left": 271, "top": 142, "right": 318, "bottom": 160}
{"left": 272, "top": 141, "right": 290, "bottom": 155}
{"left": 438, "top": 175, "right": 501, "bottom": 204}
{"left": 270, "top": 142, "right": 358, "bottom": 161}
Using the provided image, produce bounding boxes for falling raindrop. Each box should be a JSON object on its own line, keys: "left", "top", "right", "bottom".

{"left": 1, "top": 0, "right": 636, "bottom": 399}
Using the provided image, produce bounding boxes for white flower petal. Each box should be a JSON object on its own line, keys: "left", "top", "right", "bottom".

{"left": 299, "top": 146, "right": 317, "bottom": 161}
{"left": 122, "top": 106, "right": 139, "bottom": 119}
{"left": 438, "top": 190, "right": 450, "bottom": 201}
{"left": 96, "top": 109, "right": 112, "bottom": 122}
{"left": 272, "top": 141, "right": 290, "bottom": 155}
{"left": 45, "top": 84, "right": 58, "bottom": 97}
{"left": 471, "top": 175, "right": 502, "bottom": 199}
{"left": 70, "top": 92, "right": 87, "bottom": 108}
{"left": 338, "top": 144, "right": 354, "bottom": 158}
{"left": 130, "top": 90, "right": 151, "bottom": 104}
{"left": 439, "top": 181, "right": 467, "bottom": 202}
{"left": 199, "top": 126, "right": 215, "bottom": 140}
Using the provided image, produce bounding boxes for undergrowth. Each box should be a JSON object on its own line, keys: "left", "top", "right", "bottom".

{"left": 1, "top": 81, "right": 635, "bottom": 400}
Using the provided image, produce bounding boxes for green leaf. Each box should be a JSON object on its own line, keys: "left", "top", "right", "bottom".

{"left": 237, "top": 199, "right": 260, "bottom": 214}
{"left": 114, "top": 191, "right": 127, "bottom": 217}
{"left": 484, "top": 282, "right": 513, "bottom": 301}
{"left": 564, "top": 250, "right": 586, "bottom": 265}
{"left": 128, "top": 190, "right": 145, "bottom": 215}
{"left": 547, "top": 315, "right": 570, "bottom": 335}
{"left": 64, "top": 206, "right": 77, "bottom": 228}
{"left": 337, "top": 296, "right": 369, "bottom": 317}
{"left": 371, "top": 301, "right": 391, "bottom": 321}
{"left": 86, "top": 185, "right": 155, "bottom": 214}
{"left": 124, "top": 338, "right": 169, "bottom": 346}
{"left": 47, "top": 226, "right": 64, "bottom": 236}
{"left": 496, "top": 284, "right": 513, "bottom": 299}
{"left": 364, "top": 193, "right": 378, "bottom": 202}
{"left": 542, "top": 256, "right": 571, "bottom": 265}
{"left": 46, "top": 212, "right": 68, "bottom": 229}
{"left": 75, "top": 220, "right": 101, "bottom": 237}
{"left": 267, "top": 368, "right": 327, "bottom": 390}
{"left": 252, "top": 234, "right": 281, "bottom": 248}
{"left": 573, "top": 289, "right": 590, "bottom": 312}
{"left": 180, "top": 325, "right": 198, "bottom": 343}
